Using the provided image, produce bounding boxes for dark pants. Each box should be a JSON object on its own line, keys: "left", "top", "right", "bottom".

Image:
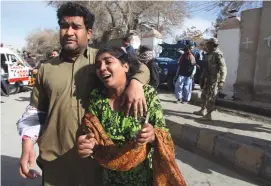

{"left": 38, "top": 148, "right": 103, "bottom": 186}
{"left": 1, "top": 80, "right": 9, "bottom": 96}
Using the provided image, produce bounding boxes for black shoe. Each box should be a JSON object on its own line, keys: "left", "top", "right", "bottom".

{"left": 175, "top": 99, "right": 181, "bottom": 103}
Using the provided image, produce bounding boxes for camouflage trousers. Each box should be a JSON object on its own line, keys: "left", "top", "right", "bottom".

{"left": 201, "top": 82, "right": 218, "bottom": 113}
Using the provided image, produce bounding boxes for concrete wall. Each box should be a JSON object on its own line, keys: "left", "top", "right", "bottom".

{"left": 234, "top": 8, "right": 262, "bottom": 101}
{"left": 218, "top": 28, "right": 240, "bottom": 98}
{"left": 141, "top": 37, "right": 163, "bottom": 57}
{"left": 217, "top": 2, "right": 271, "bottom": 103}
{"left": 130, "top": 35, "right": 141, "bottom": 50}
{"left": 253, "top": 1, "right": 271, "bottom": 102}
{"left": 153, "top": 38, "right": 163, "bottom": 57}
{"left": 233, "top": 2, "right": 271, "bottom": 103}
{"left": 107, "top": 35, "right": 141, "bottom": 49}
{"left": 141, "top": 38, "right": 154, "bottom": 48}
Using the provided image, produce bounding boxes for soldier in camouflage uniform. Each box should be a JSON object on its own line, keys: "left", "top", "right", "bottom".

{"left": 193, "top": 38, "right": 227, "bottom": 120}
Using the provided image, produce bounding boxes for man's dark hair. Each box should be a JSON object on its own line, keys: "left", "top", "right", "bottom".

{"left": 57, "top": 2, "right": 95, "bottom": 30}
{"left": 122, "top": 36, "right": 132, "bottom": 43}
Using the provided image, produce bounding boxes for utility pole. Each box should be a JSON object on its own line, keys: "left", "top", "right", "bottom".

{"left": 157, "top": 10, "right": 160, "bottom": 31}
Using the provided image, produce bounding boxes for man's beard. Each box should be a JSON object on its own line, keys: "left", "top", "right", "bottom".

{"left": 62, "top": 44, "right": 81, "bottom": 55}
{"left": 60, "top": 39, "right": 88, "bottom": 56}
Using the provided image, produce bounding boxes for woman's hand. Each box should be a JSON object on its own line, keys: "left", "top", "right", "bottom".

{"left": 77, "top": 133, "right": 97, "bottom": 158}
{"left": 19, "top": 139, "right": 40, "bottom": 179}
{"left": 136, "top": 123, "right": 155, "bottom": 145}
{"left": 121, "top": 79, "right": 147, "bottom": 119}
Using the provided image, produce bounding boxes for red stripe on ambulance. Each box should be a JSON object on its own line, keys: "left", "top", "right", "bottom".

{"left": 9, "top": 77, "right": 29, "bottom": 83}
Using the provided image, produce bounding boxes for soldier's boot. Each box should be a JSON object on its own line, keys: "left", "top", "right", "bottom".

{"left": 198, "top": 112, "right": 212, "bottom": 121}
{"left": 193, "top": 108, "right": 206, "bottom": 116}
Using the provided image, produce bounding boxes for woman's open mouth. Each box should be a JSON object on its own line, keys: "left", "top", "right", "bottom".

{"left": 101, "top": 74, "right": 112, "bottom": 83}
{"left": 102, "top": 74, "right": 112, "bottom": 80}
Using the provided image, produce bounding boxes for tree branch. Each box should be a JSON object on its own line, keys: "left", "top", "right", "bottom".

{"left": 105, "top": 3, "right": 116, "bottom": 27}
{"left": 135, "top": 2, "right": 155, "bottom": 17}
{"left": 114, "top": 1, "right": 128, "bottom": 25}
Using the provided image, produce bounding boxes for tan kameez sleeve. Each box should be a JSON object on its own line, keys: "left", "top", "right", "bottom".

{"left": 30, "top": 63, "right": 49, "bottom": 112}
{"left": 132, "top": 63, "right": 150, "bottom": 85}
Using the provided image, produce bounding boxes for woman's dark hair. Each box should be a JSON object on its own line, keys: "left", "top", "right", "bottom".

{"left": 95, "top": 46, "right": 140, "bottom": 78}
{"left": 57, "top": 2, "right": 95, "bottom": 30}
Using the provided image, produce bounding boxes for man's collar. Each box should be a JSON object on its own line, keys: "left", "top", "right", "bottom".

{"left": 83, "top": 48, "right": 88, "bottom": 58}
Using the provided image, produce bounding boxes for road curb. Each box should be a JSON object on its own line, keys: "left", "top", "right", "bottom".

{"left": 168, "top": 124, "right": 271, "bottom": 182}
{"left": 190, "top": 90, "right": 271, "bottom": 119}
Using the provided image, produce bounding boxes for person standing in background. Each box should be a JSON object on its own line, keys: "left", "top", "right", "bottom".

{"left": 174, "top": 41, "right": 197, "bottom": 104}
{"left": 193, "top": 38, "right": 227, "bottom": 120}
{"left": 122, "top": 35, "right": 137, "bottom": 58}
{"left": 51, "top": 49, "right": 59, "bottom": 58}
{"left": 138, "top": 45, "right": 160, "bottom": 90}
{"left": 194, "top": 42, "right": 206, "bottom": 89}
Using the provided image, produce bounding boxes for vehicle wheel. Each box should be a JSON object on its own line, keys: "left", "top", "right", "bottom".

{"left": 9, "top": 85, "right": 20, "bottom": 94}
{"left": 167, "top": 75, "right": 174, "bottom": 90}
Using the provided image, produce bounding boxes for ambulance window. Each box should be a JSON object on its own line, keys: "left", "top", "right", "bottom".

{"left": 6, "top": 54, "right": 19, "bottom": 63}
{"left": 1, "top": 54, "right": 8, "bottom": 73}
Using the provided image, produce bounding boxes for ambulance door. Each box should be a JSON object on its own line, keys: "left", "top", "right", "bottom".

{"left": 0, "top": 53, "right": 9, "bottom": 74}
{"left": 6, "top": 53, "right": 29, "bottom": 86}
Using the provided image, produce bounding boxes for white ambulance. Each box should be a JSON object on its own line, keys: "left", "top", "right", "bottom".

{"left": 0, "top": 47, "right": 32, "bottom": 94}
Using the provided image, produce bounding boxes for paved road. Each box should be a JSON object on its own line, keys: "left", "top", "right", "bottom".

{"left": 158, "top": 92, "right": 271, "bottom": 142}
{"left": 1, "top": 91, "right": 267, "bottom": 186}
